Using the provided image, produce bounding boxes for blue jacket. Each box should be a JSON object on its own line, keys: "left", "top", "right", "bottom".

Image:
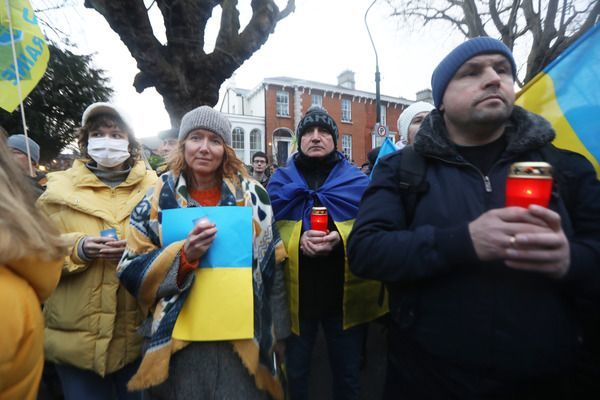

{"left": 348, "top": 106, "right": 600, "bottom": 388}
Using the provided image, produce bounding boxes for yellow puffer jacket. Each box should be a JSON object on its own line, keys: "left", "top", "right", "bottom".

{"left": 37, "top": 160, "right": 157, "bottom": 376}
{"left": 0, "top": 256, "right": 62, "bottom": 400}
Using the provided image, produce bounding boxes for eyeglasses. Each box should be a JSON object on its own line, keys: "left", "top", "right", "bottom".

{"left": 253, "top": 160, "right": 266, "bottom": 164}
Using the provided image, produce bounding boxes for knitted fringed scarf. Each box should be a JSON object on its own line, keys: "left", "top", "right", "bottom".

{"left": 118, "top": 171, "right": 287, "bottom": 399}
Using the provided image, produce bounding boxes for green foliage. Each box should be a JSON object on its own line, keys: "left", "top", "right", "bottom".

{"left": 147, "top": 154, "right": 164, "bottom": 170}
{"left": 0, "top": 44, "right": 113, "bottom": 162}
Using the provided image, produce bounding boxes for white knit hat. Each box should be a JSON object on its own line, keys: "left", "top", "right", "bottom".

{"left": 81, "top": 102, "right": 130, "bottom": 128}
{"left": 397, "top": 101, "right": 435, "bottom": 144}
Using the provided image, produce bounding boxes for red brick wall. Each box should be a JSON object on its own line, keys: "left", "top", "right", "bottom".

{"left": 265, "top": 85, "right": 407, "bottom": 166}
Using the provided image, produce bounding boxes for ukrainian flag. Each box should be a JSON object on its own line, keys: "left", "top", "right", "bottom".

{"left": 516, "top": 23, "right": 600, "bottom": 178}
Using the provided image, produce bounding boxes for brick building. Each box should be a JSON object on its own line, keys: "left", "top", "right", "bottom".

{"left": 220, "top": 71, "right": 432, "bottom": 166}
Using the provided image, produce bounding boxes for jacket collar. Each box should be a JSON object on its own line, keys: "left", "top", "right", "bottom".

{"left": 414, "top": 105, "right": 555, "bottom": 159}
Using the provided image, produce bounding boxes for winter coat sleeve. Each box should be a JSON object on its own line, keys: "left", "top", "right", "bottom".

{"left": 557, "top": 152, "right": 600, "bottom": 300}
{"left": 347, "top": 153, "right": 479, "bottom": 284}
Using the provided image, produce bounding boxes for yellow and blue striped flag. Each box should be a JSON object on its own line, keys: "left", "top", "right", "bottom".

{"left": 0, "top": 0, "right": 49, "bottom": 112}
{"left": 516, "top": 23, "right": 600, "bottom": 178}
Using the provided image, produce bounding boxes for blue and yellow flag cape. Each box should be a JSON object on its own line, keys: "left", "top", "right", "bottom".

{"left": 516, "top": 23, "right": 600, "bottom": 178}
{"left": 0, "top": 0, "right": 49, "bottom": 112}
{"left": 268, "top": 152, "right": 387, "bottom": 334}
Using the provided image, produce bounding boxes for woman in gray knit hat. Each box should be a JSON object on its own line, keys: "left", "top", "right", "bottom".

{"left": 118, "top": 106, "right": 290, "bottom": 399}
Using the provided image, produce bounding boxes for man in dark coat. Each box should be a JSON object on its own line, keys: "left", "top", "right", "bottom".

{"left": 348, "top": 37, "right": 600, "bottom": 399}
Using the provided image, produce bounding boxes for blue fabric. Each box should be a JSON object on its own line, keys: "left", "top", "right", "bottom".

{"left": 268, "top": 152, "right": 369, "bottom": 227}
{"left": 56, "top": 360, "right": 142, "bottom": 400}
{"left": 285, "top": 316, "right": 366, "bottom": 400}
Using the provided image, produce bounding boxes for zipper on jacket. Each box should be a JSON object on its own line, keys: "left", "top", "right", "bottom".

{"left": 430, "top": 155, "right": 493, "bottom": 193}
{"left": 483, "top": 176, "right": 492, "bottom": 192}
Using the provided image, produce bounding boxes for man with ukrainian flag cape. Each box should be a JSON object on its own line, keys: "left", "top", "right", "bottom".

{"left": 268, "top": 105, "right": 387, "bottom": 400}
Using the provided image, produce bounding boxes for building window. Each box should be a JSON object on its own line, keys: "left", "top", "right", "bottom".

{"left": 380, "top": 105, "right": 387, "bottom": 126}
{"left": 276, "top": 91, "right": 289, "bottom": 116}
{"left": 342, "top": 134, "right": 352, "bottom": 160}
{"left": 311, "top": 94, "right": 323, "bottom": 107}
{"left": 250, "top": 129, "right": 262, "bottom": 156}
{"left": 341, "top": 99, "right": 352, "bottom": 122}
{"left": 232, "top": 127, "right": 245, "bottom": 160}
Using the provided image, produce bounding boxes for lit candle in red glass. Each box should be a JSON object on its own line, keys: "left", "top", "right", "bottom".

{"left": 506, "top": 162, "right": 553, "bottom": 208}
{"left": 311, "top": 207, "right": 328, "bottom": 232}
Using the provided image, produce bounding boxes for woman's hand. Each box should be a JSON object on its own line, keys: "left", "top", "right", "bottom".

{"left": 83, "top": 237, "right": 127, "bottom": 260}
{"left": 184, "top": 219, "right": 217, "bottom": 262}
{"left": 300, "top": 230, "right": 341, "bottom": 257}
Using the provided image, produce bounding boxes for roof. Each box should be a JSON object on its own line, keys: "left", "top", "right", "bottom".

{"left": 256, "top": 76, "right": 414, "bottom": 105}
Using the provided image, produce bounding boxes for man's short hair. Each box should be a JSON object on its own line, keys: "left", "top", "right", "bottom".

{"left": 252, "top": 151, "right": 268, "bottom": 163}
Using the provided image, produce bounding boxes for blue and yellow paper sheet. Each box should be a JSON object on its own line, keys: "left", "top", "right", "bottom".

{"left": 0, "top": 0, "right": 49, "bottom": 112}
{"left": 516, "top": 23, "right": 600, "bottom": 178}
{"left": 162, "top": 207, "right": 254, "bottom": 341}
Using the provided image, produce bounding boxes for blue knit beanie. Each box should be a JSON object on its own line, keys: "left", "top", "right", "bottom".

{"left": 431, "top": 37, "right": 517, "bottom": 109}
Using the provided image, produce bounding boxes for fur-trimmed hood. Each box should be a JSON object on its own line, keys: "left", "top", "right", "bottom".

{"left": 414, "top": 105, "right": 555, "bottom": 159}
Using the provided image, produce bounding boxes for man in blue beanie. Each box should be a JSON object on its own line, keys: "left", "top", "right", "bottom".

{"left": 348, "top": 36, "right": 600, "bottom": 399}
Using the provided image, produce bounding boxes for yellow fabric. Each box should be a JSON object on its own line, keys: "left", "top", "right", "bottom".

{"left": 515, "top": 73, "right": 600, "bottom": 178}
{"left": 173, "top": 267, "right": 254, "bottom": 341}
{"left": 36, "top": 160, "right": 157, "bottom": 376}
{"left": 277, "top": 219, "right": 387, "bottom": 334}
{"left": 0, "top": 1, "right": 49, "bottom": 112}
{"left": 0, "top": 257, "right": 61, "bottom": 400}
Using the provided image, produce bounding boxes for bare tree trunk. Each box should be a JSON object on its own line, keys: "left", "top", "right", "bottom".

{"left": 84, "top": 0, "right": 295, "bottom": 125}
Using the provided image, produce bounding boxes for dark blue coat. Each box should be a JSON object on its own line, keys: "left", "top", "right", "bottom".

{"left": 348, "top": 106, "right": 600, "bottom": 394}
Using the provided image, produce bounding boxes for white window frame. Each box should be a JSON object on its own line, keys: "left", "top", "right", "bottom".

{"left": 342, "top": 134, "right": 352, "bottom": 160}
{"left": 250, "top": 128, "right": 262, "bottom": 156}
{"left": 276, "top": 91, "right": 289, "bottom": 117}
{"left": 341, "top": 99, "right": 352, "bottom": 122}
{"left": 380, "top": 105, "right": 387, "bottom": 126}
{"left": 232, "top": 127, "right": 245, "bottom": 160}
{"left": 311, "top": 94, "right": 323, "bottom": 107}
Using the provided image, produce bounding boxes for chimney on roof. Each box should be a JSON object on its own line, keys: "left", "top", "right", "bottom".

{"left": 337, "top": 70, "right": 355, "bottom": 90}
{"left": 416, "top": 89, "right": 433, "bottom": 104}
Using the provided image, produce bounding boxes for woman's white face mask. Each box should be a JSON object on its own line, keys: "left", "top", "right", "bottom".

{"left": 87, "top": 137, "right": 130, "bottom": 168}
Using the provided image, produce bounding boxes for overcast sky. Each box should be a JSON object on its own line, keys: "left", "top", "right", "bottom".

{"left": 33, "top": 0, "right": 469, "bottom": 138}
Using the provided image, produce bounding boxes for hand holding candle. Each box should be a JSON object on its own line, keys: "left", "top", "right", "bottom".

{"left": 506, "top": 162, "right": 553, "bottom": 208}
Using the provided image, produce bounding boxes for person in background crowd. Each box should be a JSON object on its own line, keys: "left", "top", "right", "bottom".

{"left": 348, "top": 37, "right": 600, "bottom": 399}
{"left": 268, "top": 105, "right": 387, "bottom": 400}
{"left": 37, "top": 102, "right": 157, "bottom": 400}
{"left": 157, "top": 128, "right": 179, "bottom": 158}
{"left": 360, "top": 162, "right": 370, "bottom": 174}
{"left": 251, "top": 151, "right": 270, "bottom": 186}
{"left": 117, "top": 106, "right": 290, "bottom": 400}
{"left": 7, "top": 134, "right": 48, "bottom": 197}
{"left": 0, "top": 137, "right": 66, "bottom": 400}
{"left": 154, "top": 128, "right": 179, "bottom": 175}
{"left": 396, "top": 101, "right": 435, "bottom": 148}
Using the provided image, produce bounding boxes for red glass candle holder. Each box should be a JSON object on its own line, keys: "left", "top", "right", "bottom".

{"left": 310, "top": 207, "right": 328, "bottom": 232}
{"left": 506, "top": 162, "right": 553, "bottom": 208}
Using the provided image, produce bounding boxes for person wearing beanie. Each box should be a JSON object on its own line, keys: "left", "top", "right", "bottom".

{"left": 349, "top": 36, "right": 600, "bottom": 398}
{"left": 37, "top": 102, "right": 157, "bottom": 400}
{"left": 117, "top": 105, "right": 290, "bottom": 399}
{"left": 157, "top": 128, "right": 179, "bottom": 158}
{"left": 7, "top": 134, "right": 47, "bottom": 197}
{"left": 268, "top": 106, "right": 387, "bottom": 400}
{"left": 396, "top": 101, "right": 435, "bottom": 147}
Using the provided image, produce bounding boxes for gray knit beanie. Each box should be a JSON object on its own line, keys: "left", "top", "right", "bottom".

{"left": 178, "top": 106, "right": 232, "bottom": 145}
{"left": 7, "top": 134, "right": 40, "bottom": 163}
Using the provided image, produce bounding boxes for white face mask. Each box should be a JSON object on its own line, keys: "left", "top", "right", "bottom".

{"left": 87, "top": 137, "right": 130, "bottom": 168}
